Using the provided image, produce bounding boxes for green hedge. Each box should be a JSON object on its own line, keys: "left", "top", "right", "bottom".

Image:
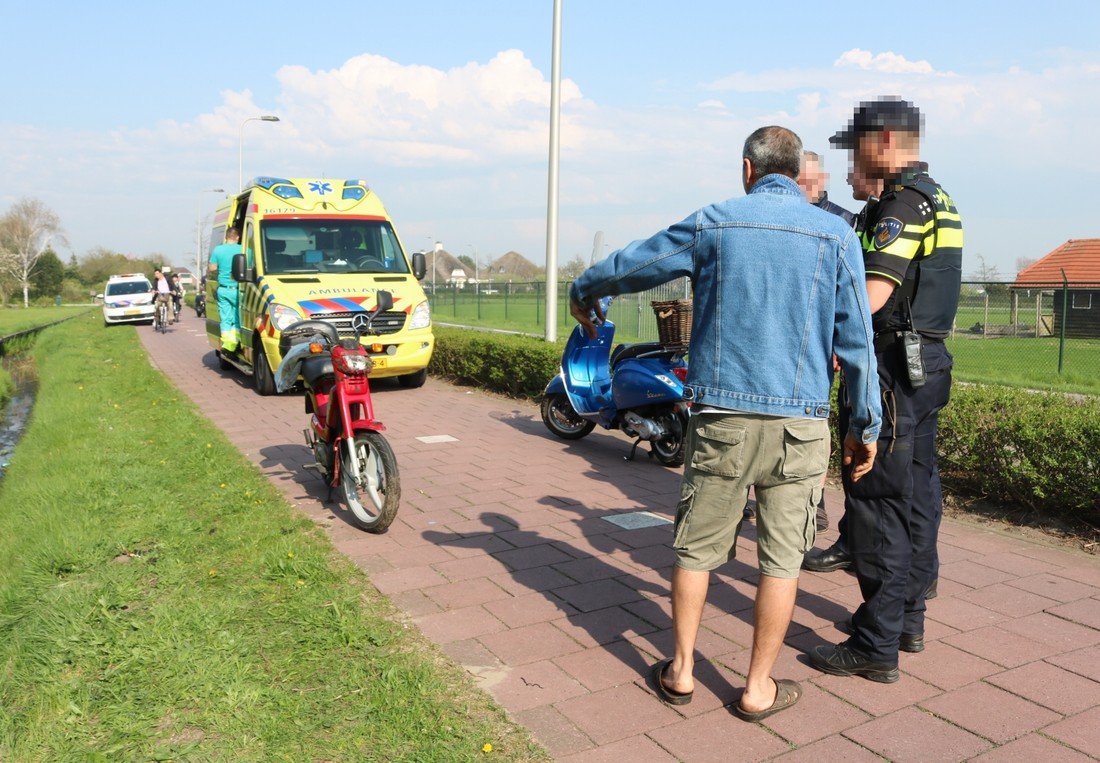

{"left": 430, "top": 326, "right": 1099, "bottom": 527}
{"left": 938, "top": 385, "right": 1099, "bottom": 524}
{"left": 429, "top": 326, "right": 563, "bottom": 397}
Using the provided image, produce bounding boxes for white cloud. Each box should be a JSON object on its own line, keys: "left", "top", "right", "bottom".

{"left": 834, "top": 49, "right": 938, "bottom": 75}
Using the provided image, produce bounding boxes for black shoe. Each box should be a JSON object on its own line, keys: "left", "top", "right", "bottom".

{"left": 802, "top": 544, "right": 851, "bottom": 572}
{"left": 900, "top": 633, "right": 925, "bottom": 653}
{"left": 743, "top": 502, "right": 755, "bottom": 521}
{"left": 924, "top": 578, "right": 938, "bottom": 600}
{"left": 810, "top": 644, "right": 899, "bottom": 683}
{"left": 815, "top": 494, "right": 828, "bottom": 533}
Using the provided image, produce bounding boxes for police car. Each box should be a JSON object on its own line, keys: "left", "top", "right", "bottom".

{"left": 101, "top": 273, "right": 154, "bottom": 325}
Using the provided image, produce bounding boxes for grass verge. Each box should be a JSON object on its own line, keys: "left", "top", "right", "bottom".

{"left": 0, "top": 306, "right": 91, "bottom": 336}
{"left": 0, "top": 314, "right": 545, "bottom": 761}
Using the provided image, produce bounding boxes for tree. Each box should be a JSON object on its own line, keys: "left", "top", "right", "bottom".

{"left": 0, "top": 198, "right": 66, "bottom": 307}
{"left": 77, "top": 247, "right": 159, "bottom": 289}
{"left": 31, "top": 248, "right": 64, "bottom": 299}
{"left": 457, "top": 254, "right": 476, "bottom": 271}
{"left": 558, "top": 255, "right": 587, "bottom": 281}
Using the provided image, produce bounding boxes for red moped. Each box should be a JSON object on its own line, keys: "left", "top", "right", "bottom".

{"left": 277, "top": 291, "right": 400, "bottom": 533}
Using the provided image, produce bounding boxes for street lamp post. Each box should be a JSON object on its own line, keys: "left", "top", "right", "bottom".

{"left": 426, "top": 236, "right": 436, "bottom": 294}
{"left": 544, "top": 0, "right": 563, "bottom": 342}
{"left": 196, "top": 188, "right": 225, "bottom": 286}
{"left": 238, "top": 115, "right": 280, "bottom": 191}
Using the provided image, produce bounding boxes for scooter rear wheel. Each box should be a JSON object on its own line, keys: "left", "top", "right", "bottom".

{"left": 651, "top": 412, "right": 686, "bottom": 467}
{"left": 541, "top": 394, "right": 595, "bottom": 440}
{"left": 341, "top": 431, "right": 401, "bottom": 533}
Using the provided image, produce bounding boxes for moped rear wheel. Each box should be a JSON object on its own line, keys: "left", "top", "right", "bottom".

{"left": 541, "top": 394, "right": 595, "bottom": 440}
{"left": 341, "top": 431, "right": 401, "bottom": 534}
{"left": 651, "top": 412, "right": 686, "bottom": 467}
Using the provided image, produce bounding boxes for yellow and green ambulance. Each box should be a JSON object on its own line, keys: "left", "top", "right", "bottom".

{"left": 205, "top": 177, "right": 432, "bottom": 394}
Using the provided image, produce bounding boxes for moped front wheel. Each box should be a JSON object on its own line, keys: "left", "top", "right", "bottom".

{"left": 341, "top": 431, "right": 401, "bottom": 534}
{"left": 541, "top": 394, "right": 596, "bottom": 440}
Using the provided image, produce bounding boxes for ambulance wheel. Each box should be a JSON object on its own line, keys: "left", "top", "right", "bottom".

{"left": 341, "top": 432, "right": 400, "bottom": 534}
{"left": 398, "top": 368, "right": 428, "bottom": 388}
{"left": 541, "top": 394, "right": 595, "bottom": 440}
{"left": 253, "top": 341, "right": 277, "bottom": 396}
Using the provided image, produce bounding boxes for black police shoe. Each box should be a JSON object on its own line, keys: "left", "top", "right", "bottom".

{"left": 810, "top": 644, "right": 899, "bottom": 683}
{"left": 743, "top": 501, "right": 755, "bottom": 521}
{"left": 802, "top": 544, "right": 851, "bottom": 572}
{"left": 900, "top": 633, "right": 925, "bottom": 653}
{"left": 924, "top": 578, "right": 939, "bottom": 600}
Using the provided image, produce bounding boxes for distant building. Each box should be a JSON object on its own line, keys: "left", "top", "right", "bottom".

{"left": 1013, "top": 239, "right": 1100, "bottom": 338}
{"left": 425, "top": 249, "right": 472, "bottom": 286}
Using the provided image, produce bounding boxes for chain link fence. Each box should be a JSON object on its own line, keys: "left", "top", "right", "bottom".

{"left": 429, "top": 279, "right": 1100, "bottom": 395}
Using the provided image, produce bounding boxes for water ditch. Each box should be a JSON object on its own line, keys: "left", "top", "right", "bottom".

{"left": 0, "top": 354, "right": 37, "bottom": 477}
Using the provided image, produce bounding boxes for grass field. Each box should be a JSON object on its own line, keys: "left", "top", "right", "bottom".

{"left": 0, "top": 306, "right": 92, "bottom": 336}
{"left": 427, "top": 288, "right": 1100, "bottom": 394}
{"left": 0, "top": 315, "right": 544, "bottom": 761}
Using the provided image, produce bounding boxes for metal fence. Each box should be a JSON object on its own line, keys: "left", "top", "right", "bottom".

{"left": 430, "top": 279, "right": 1100, "bottom": 395}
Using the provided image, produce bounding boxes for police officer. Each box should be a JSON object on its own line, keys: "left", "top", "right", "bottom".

{"left": 808, "top": 98, "right": 962, "bottom": 682}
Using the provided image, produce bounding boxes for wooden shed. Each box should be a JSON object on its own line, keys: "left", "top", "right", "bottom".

{"left": 1013, "top": 239, "right": 1100, "bottom": 339}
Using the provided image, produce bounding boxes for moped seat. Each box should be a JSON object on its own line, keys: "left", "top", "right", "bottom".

{"left": 610, "top": 342, "right": 665, "bottom": 368}
{"left": 301, "top": 355, "right": 335, "bottom": 386}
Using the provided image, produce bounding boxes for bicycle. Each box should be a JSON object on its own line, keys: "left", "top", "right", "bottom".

{"left": 153, "top": 297, "right": 170, "bottom": 334}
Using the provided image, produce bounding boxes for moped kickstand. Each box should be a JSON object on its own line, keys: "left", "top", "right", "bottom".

{"left": 625, "top": 437, "right": 644, "bottom": 462}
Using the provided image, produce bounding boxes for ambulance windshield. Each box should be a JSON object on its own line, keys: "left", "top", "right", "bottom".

{"left": 260, "top": 219, "right": 410, "bottom": 276}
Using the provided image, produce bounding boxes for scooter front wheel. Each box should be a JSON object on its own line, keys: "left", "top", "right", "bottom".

{"left": 341, "top": 432, "right": 401, "bottom": 533}
{"left": 541, "top": 394, "right": 596, "bottom": 440}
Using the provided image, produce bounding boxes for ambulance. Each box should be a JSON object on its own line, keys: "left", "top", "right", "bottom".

{"left": 205, "top": 177, "right": 432, "bottom": 395}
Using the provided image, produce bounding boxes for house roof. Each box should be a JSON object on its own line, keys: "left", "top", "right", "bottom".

{"left": 489, "top": 250, "right": 540, "bottom": 278}
{"left": 1014, "top": 239, "right": 1100, "bottom": 286}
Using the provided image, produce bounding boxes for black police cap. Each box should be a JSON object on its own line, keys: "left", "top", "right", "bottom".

{"left": 830, "top": 97, "right": 922, "bottom": 149}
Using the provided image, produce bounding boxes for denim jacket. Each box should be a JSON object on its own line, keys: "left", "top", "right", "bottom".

{"left": 570, "top": 174, "right": 881, "bottom": 443}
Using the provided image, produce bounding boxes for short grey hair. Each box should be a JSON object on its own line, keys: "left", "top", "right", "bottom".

{"left": 743, "top": 126, "right": 802, "bottom": 179}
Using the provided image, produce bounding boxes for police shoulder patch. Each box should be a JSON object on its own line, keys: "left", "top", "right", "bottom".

{"left": 873, "top": 217, "right": 904, "bottom": 250}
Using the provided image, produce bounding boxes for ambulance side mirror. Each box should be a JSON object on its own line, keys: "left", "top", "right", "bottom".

{"left": 411, "top": 251, "right": 427, "bottom": 281}
{"left": 231, "top": 253, "right": 254, "bottom": 283}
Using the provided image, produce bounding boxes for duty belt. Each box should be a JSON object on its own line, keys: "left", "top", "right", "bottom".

{"left": 873, "top": 332, "right": 944, "bottom": 354}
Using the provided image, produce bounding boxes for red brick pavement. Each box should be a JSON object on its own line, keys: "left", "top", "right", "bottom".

{"left": 141, "top": 320, "right": 1100, "bottom": 761}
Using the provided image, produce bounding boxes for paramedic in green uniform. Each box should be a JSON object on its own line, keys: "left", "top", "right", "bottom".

{"left": 208, "top": 227, "right": 243, "bottom": 353}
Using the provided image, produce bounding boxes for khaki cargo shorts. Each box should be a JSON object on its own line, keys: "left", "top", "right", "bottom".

{"left": 673, "top": 412, "right": 829, "bottom": 579}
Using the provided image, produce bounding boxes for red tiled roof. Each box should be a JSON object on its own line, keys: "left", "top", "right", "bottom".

{"left": 1014, "top": 239, "right": 1100, "bottom": 286}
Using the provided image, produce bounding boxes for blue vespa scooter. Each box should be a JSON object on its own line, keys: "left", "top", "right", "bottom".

{"left": 541, "top": 298, "right": 690, "bottom": 466}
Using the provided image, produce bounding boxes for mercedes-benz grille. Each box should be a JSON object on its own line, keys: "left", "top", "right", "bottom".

{"left": 315, "top": 311, "right": 407, "bottom": 337}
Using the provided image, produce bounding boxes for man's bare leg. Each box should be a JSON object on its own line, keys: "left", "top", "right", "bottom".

{"left": 740, "top": 575, "right": 798, "bottom": 711}
{"left": 664, "top": 566, "right": 710, "bottom": 693}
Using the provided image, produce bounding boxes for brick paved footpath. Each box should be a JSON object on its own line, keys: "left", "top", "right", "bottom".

{"left": 140, "top": 320, "right": 1100, "bottom": 761}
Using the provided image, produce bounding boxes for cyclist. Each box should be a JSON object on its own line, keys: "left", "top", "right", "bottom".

{"left": 150, "top": 269, "right": 173, "bottom": 329}
{"left": 169, "top": 273, "right": 183, "bottom": 323}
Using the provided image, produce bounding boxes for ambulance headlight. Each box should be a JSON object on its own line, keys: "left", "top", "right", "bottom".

{"left": 269, "top": 303, "right": 302, "bottom": 331}
{"left": 409, "top": 300, "right": 431, "bottom": 330}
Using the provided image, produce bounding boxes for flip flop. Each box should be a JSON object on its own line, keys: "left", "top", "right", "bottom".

{"left": 732, "top": 678, "right": 802, "bottom": 722}
{"left": 651, "top": 660, "right": 693, "bottom": 705}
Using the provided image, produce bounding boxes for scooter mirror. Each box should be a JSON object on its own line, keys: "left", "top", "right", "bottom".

{"left": 375, "top": 290, "right": 394, "bottom": 312}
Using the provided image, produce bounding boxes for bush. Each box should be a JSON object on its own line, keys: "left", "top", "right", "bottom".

{"left": 938, "top": 385, "right": 1100, "bottom": 524}
{"left": 429, "top": 326, "right": 562, "bottom": 397}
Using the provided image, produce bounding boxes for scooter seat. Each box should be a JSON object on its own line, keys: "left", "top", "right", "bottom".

{"left": 300, "top": 355, "right": 335, "bottom": 387}
{"left": 610, "top": 342, "right": 665, "bottom": 368}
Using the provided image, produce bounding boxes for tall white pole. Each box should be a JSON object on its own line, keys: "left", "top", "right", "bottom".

{"left": 544, "top": 0, "right": 562, "bottom": 342}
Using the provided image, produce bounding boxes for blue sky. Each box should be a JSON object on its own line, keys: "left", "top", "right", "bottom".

{"left": 2, "top": 1, "right": 1098, "bottom": 277}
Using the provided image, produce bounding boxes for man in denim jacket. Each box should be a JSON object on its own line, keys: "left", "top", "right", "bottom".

{"left": 569, "top": 126, "right": 880, "bottom": 721}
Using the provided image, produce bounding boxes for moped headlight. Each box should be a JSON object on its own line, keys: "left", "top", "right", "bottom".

{"left": 334, "top": 353, "right": 372, "bottom": 375}
{"left": 409, "top": 300, "right": 431, "bottom": 330}
{"left": 269, "top": 303, "right": 302, "bottom": 331}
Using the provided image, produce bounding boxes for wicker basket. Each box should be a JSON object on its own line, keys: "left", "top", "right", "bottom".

{"left": 651, "top": 298, "right": 693, "bottom": 348}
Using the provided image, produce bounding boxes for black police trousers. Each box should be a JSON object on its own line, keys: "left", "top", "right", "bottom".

{"left": 838, "top": 340, "right": 952, "bottom": 665}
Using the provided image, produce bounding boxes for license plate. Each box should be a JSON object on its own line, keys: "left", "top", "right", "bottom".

{"left": 125, "top": 309, "right": 140, "bottom": 315}
{"left": 372, "top": 357, "right": 387, "bottom": 369}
